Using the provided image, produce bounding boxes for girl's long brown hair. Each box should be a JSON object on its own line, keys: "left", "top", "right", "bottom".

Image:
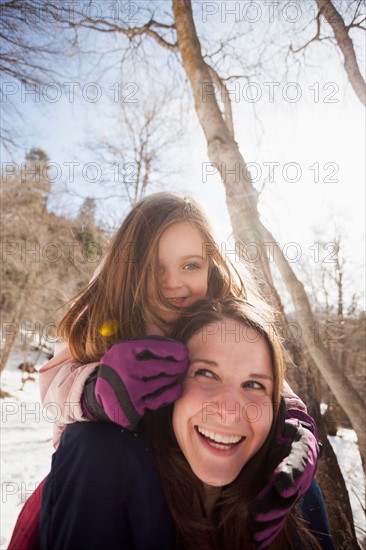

{"left": 58, "top": 192, "right": 261, "bottom": 362}
{"left": 145, "top": 298, "right": 321, "bottom": 550}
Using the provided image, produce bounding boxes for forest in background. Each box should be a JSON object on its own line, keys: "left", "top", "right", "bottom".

{"left": 1, "top": 147, "right": 108, "bottom": 371}
{"left": 1, "top": 1, "right": 365, "bottom": 547}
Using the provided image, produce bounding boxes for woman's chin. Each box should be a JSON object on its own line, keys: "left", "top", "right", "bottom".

{"left": 195, "top": 469, "right": 237, "bottom": 488}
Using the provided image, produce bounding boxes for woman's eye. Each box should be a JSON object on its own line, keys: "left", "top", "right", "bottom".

{"left": 243, "top": 380, "right": 265, "bottom": 390}
{"left": 194, "top": 368, "right": 215, "bottom": 379}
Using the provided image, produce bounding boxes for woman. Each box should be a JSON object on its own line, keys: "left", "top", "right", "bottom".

{"left": 39, "top": 298, "right": 334, "bottom": 549}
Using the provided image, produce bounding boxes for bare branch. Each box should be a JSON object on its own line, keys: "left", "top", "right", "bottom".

{"left": 347, "top": 15, "right": 366, "bottom": 31}
{"left": 347, "top": 0, "right": 364, "bottom": 28}
{"left": 291, "top": 10, "right": 322, "bottom": 53}
{"left": 221, "top": 74, "right": 250, "bottom": 82}
{"left": 316, "top": 0, "right": 366, "bottom": 106}
{"left": 58, "top": 10, "right": 179, "bottom": 52}
{"left": 144, "top": 27, "right": 179, "bottom": 52}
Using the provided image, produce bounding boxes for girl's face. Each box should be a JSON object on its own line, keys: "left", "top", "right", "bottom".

{"left": 172, "top": 319, "right": 274, "bottom": 487}
{"left": 154, "top": 222, "right": 209, "bottom": 324}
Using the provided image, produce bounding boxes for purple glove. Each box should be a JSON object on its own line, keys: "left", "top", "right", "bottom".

{"left": 250, "top": 397, "right": 319, "bottom": 548}
{"left": 82, "top": 336, "right": 189, "bottom": 430}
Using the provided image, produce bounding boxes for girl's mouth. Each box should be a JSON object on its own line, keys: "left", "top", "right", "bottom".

{"left": 167, "top": 297, "right": 187, "bottom": 307}
{"left": 195, "top": 426, "right": 245, "bottom": 451}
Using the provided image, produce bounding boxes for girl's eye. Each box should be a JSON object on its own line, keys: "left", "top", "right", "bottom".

{"left": 183, "top": 263, "right": 199, "bottom": 270}
{"left": 243, "top": 380, "right": 265, "bottom": 390}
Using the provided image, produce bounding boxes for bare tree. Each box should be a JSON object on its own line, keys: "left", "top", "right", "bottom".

{"left": 85, "top": 93, "right": 183, "bottom": 210}
{"left": 302, "top": 228, "right": 365, "bottom": 435}
{"left": 315, "top": 0, "right": 366, "bottom": 106}
{"left": 0, "top": 150, "right": 107, "bottom": 375}
{"left": 0, "top": 0, "right": 79, "bottom": 150}
{"left": 1, "top": 149, "right": 51, "bottom": 372}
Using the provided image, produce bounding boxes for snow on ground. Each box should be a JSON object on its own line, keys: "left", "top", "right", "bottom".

{"left": 1, "top": 351, "right": 365, "bottom": 548}
{"left": 1, "top": 350, "right": 54, "bottom": 550}
{"left": 328, "top": 429, "right": 366, "bottom": 547}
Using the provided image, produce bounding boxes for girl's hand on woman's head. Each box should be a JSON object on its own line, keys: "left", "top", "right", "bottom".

{"left": 82, "top": 337, "right": 189, "bottom": 430}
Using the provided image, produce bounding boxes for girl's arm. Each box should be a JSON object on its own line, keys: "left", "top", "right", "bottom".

{"left": 283, "top": 380, "right": 307, "bottom": 412}
{"left": 39, "top": 337, "right": 189, "bottom": 447}
{"left": 82, "top": 337, "right": 189, "bottom": 429}
{"left": 250, "top": 398, "right": 319, "bottom": 548}
{"left": 39, "top": 342, "right": 99, "bottom": 448}
{"left": 39, "top": 260, "right": 105, "bottom": 448}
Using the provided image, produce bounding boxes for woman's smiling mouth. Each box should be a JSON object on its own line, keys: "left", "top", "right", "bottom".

{"left": 195, "top": 426, "right": 245, "bottom": 451}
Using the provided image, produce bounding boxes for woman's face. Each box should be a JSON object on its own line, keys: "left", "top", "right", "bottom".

{"left": 172, "top": 319, "right": 274, "bottom": 487}
{"left": 149, "top": 222, "right": 209, "bottom": 326}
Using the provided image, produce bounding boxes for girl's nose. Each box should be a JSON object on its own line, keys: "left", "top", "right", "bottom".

{"left": 160, "top": 269, "right": 183, "bottom": 290}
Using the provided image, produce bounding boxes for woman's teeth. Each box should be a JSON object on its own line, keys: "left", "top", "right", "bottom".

{"left": 197, "top": 426, "right": 243, "bottom": 449}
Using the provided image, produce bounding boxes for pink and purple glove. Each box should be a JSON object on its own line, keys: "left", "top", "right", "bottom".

{"left": 250, "top": 397, "right": 319, "bottom": 548}
{"left": 82, "top": 336, "right": 189, "bottom": 430}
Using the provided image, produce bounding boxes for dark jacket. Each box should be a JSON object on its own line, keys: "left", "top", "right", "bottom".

{"left": 39, "top": 422, "right": 335, "bottom": 550}
{"left": 40, "top": 422, "right": 174, "bottom": 550}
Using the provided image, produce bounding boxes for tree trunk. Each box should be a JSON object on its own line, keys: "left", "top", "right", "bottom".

{"left": 0, "top": 274, "right": 31, "bottom": 374}
{"left": 316, "top": 0, "right": 366, "bottom": 106}
{"left": 0, "top": 327, "right": 18, "bottom": 375}
{"left": 312, "top": 404, "right": 360, "bottom": 549}
{"left": 172, "top": 0, "right": 360, "bottom": 545}
{"left": 262, "top": 227, "right": 366, "bottom": 472}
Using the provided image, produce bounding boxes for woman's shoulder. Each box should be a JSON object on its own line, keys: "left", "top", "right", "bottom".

{"left": 43, "top": 422, "right": 175, "bottom": 549}
{"left": 61, "top": 420, "right": 148, "bottom": 448}
{"left": 56, "top": 422, "right": 168, "bottom": 513}
{"left": 60, "top": 422, "right": 156, "bottom": 477}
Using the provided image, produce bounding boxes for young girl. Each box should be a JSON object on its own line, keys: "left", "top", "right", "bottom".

{"left": 38, "top": 191, "right": 246, "bottom": 446}
{"left": 8, "top": 192, "right": 319, "bottom": 549}
{"left": 39, "top": 192, "right": 307, "bottom": 444}
{"left": 39, "top": 298, "right": 333, "bottom": 549}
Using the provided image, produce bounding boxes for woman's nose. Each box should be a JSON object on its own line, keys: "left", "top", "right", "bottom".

{"left": 208, "top": 387, "right": 244, "bottom": 425}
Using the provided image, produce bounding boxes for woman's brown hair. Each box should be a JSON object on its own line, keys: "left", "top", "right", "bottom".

{"left": 58, "top": 192, "right": 257, "bottom": 362}
{"left": 145, "top": 298, "right": 321, "bottom": 550}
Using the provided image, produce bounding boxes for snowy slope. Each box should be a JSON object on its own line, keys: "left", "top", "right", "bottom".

{"left": 1, "top": 352, "right": 54, "bottom": 549}
{"left": 329, "top": 429, "right": 365, "bottom": 546}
